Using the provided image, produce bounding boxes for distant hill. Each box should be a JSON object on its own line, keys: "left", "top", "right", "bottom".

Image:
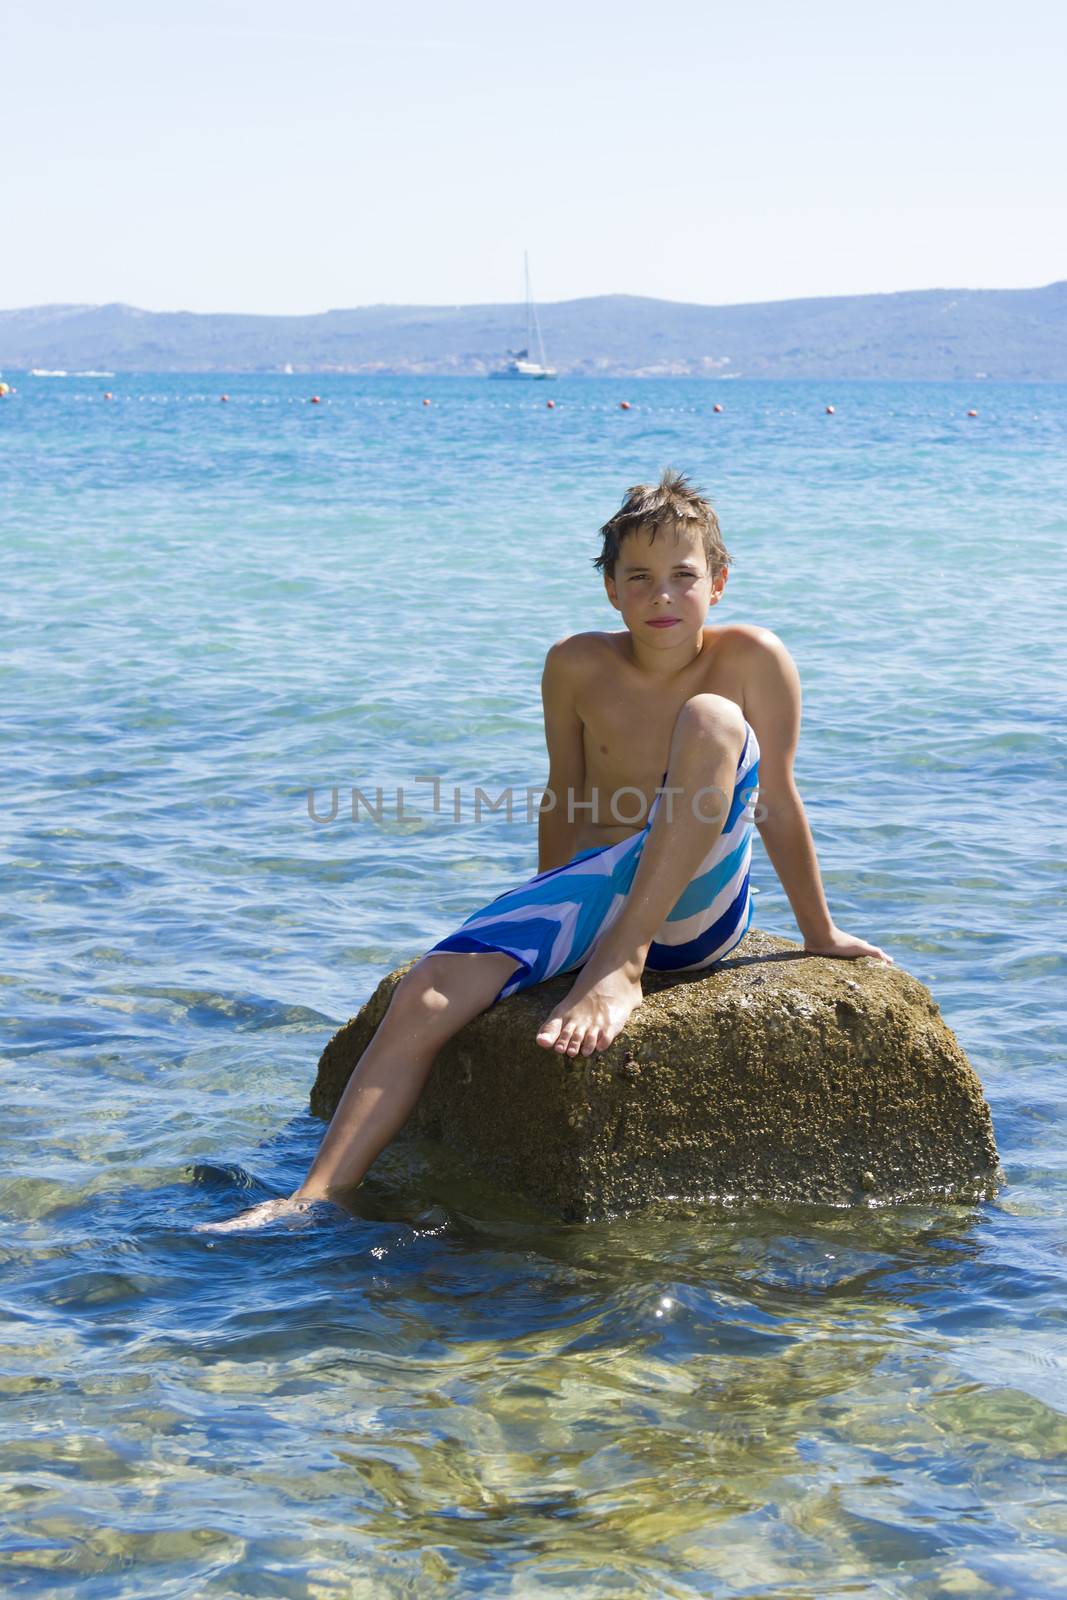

{"left": 2, "top": 283, "right": 1066, "bottom": 378}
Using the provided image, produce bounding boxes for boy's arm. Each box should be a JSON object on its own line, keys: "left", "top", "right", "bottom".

{"left": 744, "top": 631, "right": 892, "bottom": 963}
{"left": 538, "top": 639, "right": 587, "bottom": 874}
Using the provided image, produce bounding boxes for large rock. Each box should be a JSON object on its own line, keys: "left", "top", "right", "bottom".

{"left": 311, "top": 929, "right": 1003, "bottom": 1221}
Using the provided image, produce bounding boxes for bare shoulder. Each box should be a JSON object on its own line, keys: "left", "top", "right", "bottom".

{"left": 543, "top": 630, "right": 619, "bottom": 676}
{"left": 716, "top": 624, "right": 798, "bottom": 690}
{"left": 713, "top": 622, "right": 791, "bottom": 663}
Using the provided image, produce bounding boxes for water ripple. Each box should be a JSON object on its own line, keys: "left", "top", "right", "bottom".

{"left": 1, "top": 376, "right": 1065, "bottom": 1595}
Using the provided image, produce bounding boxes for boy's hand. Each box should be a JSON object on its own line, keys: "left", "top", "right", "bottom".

{"left": 803, "top": 926, "right": 893, "bottom": 964}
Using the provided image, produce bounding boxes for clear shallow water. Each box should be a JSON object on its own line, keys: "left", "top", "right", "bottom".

{"left": 1, "top": 374, "right": 1065, "bottom": 1597}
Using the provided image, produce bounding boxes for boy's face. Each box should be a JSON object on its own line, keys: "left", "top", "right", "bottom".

{"left": 604, "top": 523, "right": 726, "bottom": 641}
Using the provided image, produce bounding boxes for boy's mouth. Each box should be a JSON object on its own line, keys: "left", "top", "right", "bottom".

{"left": 646, "top": 617, "right": 680, "bottom": 628}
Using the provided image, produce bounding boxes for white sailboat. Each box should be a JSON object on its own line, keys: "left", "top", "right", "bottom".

{"left": 489, "top": 252, "right": 557, "bottom": 380}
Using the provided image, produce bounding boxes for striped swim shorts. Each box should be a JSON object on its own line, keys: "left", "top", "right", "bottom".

{"left": 426, "top": 720, "right": 761, "bottom": 1008}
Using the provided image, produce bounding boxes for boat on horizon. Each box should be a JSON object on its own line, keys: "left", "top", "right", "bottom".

{"left": 489, "top": 253, "right": 557, "bottom": 380}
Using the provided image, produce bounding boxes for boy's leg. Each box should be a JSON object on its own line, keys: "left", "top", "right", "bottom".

{"left": 294, "top": 950, "right": 521, "bottom": 1200}
{"left": 196, "top": 950, "right": 519, "bottom": 1231}
{"left": 536, "top": 694, "right": 747, "bottom": 1058}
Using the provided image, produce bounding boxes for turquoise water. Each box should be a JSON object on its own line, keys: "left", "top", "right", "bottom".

{"left": 1, "top": 374, "right": 1065, "bottom": 1597}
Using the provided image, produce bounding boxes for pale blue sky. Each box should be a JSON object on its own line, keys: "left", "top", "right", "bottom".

{"left": 4, "top": 0, "right": 1064, "bottom": 313}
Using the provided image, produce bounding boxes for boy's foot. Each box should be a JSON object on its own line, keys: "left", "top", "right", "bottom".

{"left": 536, "top": 959, "right": 644, "bottom": 1057}
{"left": 193, "top": 1195, "right": 327, "bottom": 1234}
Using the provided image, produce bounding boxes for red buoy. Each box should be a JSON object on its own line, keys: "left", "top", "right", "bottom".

{"left": 967, "top": 409, "right": 978, "bottom": 418}
{"left": 422, "top": 398, "right": 431, "bottom": 406}
{"left": 619, "top": 400, "right": 632, "bottom": 411}
{"left": 713, "top": 403, "right": 724, "bottom": 414}
{"left": 825, "top": 405, "right": 835, "bottom": 415}
{"left": 103, "top": 391, "right": 114, "bottom": 400}
{"left": 546, "top": 399, "right": 555, "bottom": 409}
{"left": 220, "top": 394, "right": 229, "bottom": 403}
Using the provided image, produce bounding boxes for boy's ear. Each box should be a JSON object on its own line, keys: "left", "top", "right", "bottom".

{"left": 604, "top": 571, "right": 621, "bottom": 611}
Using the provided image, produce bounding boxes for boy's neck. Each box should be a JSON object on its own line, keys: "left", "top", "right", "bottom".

{"left": 624, "top": 626, "right": 709, "bottom": 679}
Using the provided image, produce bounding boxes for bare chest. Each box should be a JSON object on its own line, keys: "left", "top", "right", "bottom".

{"left": 581, "top": 693, "right": 690, "bottom": 795}
{"left": 576, "top": 634, "right": 747, "bottom": 799}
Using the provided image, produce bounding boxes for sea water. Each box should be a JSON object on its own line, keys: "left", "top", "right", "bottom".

{"left": 1, "top": 375, "right": 1065, "bottom": 1597}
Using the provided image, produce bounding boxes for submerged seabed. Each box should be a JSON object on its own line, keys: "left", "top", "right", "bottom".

{"left": 1, "top": 375, "right": 1065, "bottom": 1598}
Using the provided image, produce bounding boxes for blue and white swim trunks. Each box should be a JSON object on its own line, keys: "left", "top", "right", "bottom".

{"left": 427, "top": 721, "right": 761, "bottom": 1008}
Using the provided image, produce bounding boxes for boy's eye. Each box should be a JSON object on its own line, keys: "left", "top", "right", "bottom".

{"left": 627, "top": 571, "right": 698, "bottom": 581}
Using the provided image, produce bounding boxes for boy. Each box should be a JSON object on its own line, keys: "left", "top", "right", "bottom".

{"left": 202, "top": 470, "right": 890, "bottom": 1232}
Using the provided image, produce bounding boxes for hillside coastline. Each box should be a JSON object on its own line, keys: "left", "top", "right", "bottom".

{"left": 2, "top": 282, "right": 1065, "bottom": 380}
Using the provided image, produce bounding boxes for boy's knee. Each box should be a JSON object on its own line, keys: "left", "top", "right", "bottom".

{"left": 391, "top": 951, "right": 513, "bottom": 1028}
{"left": 393, "top": 956, "right": 454, "bottom": 1010}
{"left": 674, "top": 693, "right": 746, "bottom": 749}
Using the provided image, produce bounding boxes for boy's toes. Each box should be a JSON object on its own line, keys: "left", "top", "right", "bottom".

{"left": 579, "top": 1032, "right": 598, "bottom": 1057}
{"left": 536, "top": 1014, "right": 564, "bottom": 1048}
{"left": 565, "top": 1030, "right": 584, "bottom": 1056}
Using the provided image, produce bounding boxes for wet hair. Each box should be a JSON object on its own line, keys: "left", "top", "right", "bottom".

{"left": 593, "top": 468, "right": 732, "bottom": 581}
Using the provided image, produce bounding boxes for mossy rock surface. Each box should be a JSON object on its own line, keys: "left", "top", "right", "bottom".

{"left": 311, "top": 929, "right": 1004, "bottom": 1221}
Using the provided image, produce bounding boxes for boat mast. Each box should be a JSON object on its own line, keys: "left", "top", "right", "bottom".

{"left": 524, "top": 250, "right": 548, "bottom": 369}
